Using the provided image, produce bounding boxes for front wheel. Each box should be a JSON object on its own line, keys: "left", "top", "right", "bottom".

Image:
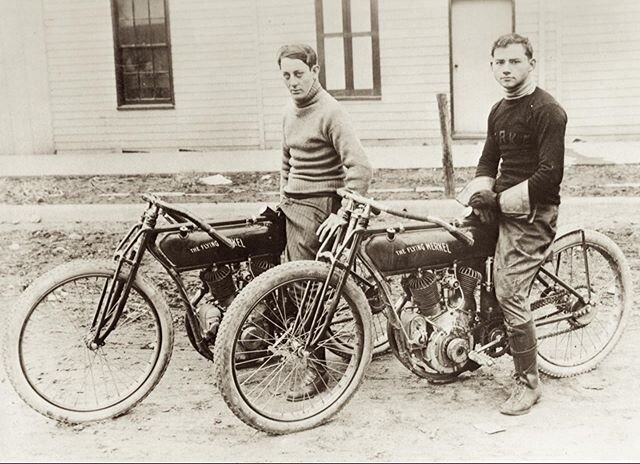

{"left": 530, "top": 230, "right": 633, "bottom": 377}
{"left": 214, "top": 261, "right": 373, "bottom": 434}
{"left": 3, "top": 259, "right": 174, "bottom": 423}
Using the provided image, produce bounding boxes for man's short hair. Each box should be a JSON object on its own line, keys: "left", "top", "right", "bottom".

{"left": 276, "top": 44, "right": 318, "bottom": 68}
{"left": 491, "top": 33, "right": 534, "bottom": 59}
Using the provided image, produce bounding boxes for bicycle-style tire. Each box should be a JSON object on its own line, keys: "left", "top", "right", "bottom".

{"left": 214, "top": 260, "right": 373, "bottom": 434}
{"left": 3, "top": 259, "right": 174, "bottom": 423}
{"left": 531, "top": 230, "right": 633, "bottom": 377}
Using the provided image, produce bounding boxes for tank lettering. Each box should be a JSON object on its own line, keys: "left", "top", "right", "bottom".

{"left": 189, "top": 240, "right": 220, "bottom": 253}
{"left": 395, "top": 242, "right": 452, "bottom": 256}
{"left": 188, "top": 237, "right": 246, "bottom": 254}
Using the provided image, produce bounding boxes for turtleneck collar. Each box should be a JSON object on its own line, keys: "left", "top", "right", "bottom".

{"left": 294, "top": 79, "right": 322, "bottom": 108}
{"left": 504, "top": 74, "right": 537, "bottom": 100}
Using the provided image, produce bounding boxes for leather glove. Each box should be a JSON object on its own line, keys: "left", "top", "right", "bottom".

{"left": 468, "top": 189, "right": 499, "bottom": 211}
{"left": 472, "top": 207, "right": 497, "bottom": 224}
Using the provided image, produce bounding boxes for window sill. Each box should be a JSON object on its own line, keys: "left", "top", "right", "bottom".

{"left": 333, "top": 95, "right": 382, "bottom": 102}
{"left": 117, "top": 103, "right": 175, "bottom": 111}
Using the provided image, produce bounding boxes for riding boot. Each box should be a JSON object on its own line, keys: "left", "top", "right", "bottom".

{"left": 500, "top": 319, "right": 542, "bottom": 416}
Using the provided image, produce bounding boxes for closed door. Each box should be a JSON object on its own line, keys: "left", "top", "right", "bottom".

{"left": 451, "top": 0, "right": 513, "bottom": 135}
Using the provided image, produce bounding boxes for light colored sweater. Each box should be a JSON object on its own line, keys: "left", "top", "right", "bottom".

{"left": 281, "top": 82, "right": 372, "bottom": 198}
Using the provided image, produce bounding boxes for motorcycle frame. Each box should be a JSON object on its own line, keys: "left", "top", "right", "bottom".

{"left": 89, "top": 195, "right": 279, "bottom": 355}
{"left": 312, "top": 190, "right": 592, "bottom": 353}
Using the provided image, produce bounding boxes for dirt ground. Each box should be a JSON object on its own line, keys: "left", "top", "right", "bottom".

{"left": 2, "top": 163, "right": 640, "bottom": 205}
{"left": 1, "top": 167, "right": 640, "bottom": 462}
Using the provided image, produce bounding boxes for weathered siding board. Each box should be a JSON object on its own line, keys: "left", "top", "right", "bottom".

{"left": 0, "top": 0, "right": 53, "bottom": 155}
{"left": 558, "top": 0, "right": 640, "bottom": 136}
{"left": 46, "top": 0, "right": 263, "bottom": 153}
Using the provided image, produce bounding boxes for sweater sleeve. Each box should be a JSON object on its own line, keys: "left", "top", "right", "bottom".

{"left": 475, "top": 103, "right": 501, "bottom": 180}
{"left": 326, "top": 108, "right": 373, "bottom": 196}
{"left": 280, "top": 118, "right": 291, "bottom": 198}
{"left": 527, "top": 103, "right": 567, "bottom": 204}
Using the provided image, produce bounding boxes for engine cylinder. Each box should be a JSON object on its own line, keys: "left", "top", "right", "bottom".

{"left": 407, "top": 271, "right": 441, "bottom": 316}
{"left": 201, "top": 265, "right": 236, "bottom": 302}
{"left": 458, "top": 266, "right": 481, "bottom": 302}
{"left": 250, "top": 258, "right": 273, "bottom": 277}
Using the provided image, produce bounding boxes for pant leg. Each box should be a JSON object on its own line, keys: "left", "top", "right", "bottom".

{"left": 279, "top": 195, "right": 341, "bottom": 262}
{"left": 493, "top": 205, "right": 559, "bottom": 327}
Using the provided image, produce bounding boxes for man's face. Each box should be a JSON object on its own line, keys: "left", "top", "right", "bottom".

{"left": 280, "top": 57, "right": 319, "bottom": 102}
{"left": 491, "top": 43, "right": 536, "bottom": 90}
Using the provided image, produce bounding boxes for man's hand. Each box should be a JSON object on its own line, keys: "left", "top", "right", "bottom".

{"left": 317, "top": 211, "right": 347, "bottom": 243}
{"left": 469, "top": 190, "right": 499, "bottom": 224}
{"left": 472, "top": 207, "right": 497, "bottom": 224}
{"left": 469, "top": 189, "right": 498, "bottom": 210}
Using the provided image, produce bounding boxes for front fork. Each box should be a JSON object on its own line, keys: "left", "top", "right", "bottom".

{"left": 88, "top": 207, "right": 158, "bottom": 348}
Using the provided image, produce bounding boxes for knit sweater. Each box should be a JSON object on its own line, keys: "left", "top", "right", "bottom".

{"left": 281, "top": 83, "right": 372, "bottom": 197}
{"left": 476, "top": 87, "right": 568, "bottom": 206}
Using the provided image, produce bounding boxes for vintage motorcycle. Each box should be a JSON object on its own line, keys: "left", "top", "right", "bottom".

{"left": 3, "top": 193, "right": 389, "bottom": 423}
{"left": 213, "top": 188, "right": 633, "bottom": 434}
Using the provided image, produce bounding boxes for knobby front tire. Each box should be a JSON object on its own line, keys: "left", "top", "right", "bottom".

{"left": 214, "top": 261, "right": 373, "bottom": 435}
{"left": 3, "top": 259, "right": 174, "bottom": 423}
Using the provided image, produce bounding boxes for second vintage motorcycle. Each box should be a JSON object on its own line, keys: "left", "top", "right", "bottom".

{"left": 213, "top": 188, "right": 633, "bottom": 434}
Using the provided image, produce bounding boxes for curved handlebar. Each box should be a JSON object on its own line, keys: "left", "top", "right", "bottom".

{"left": 141, "top": 193, "right": 236, "bottom": 249}
{"left": 337, "top": 188, "right": 474, "bottom": 246}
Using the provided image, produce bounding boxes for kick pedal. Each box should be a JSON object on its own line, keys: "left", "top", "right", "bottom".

{"left": 468, "top": 350, "right": 495, "bottom": 367}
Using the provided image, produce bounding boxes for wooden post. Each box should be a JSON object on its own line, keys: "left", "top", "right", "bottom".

{"left": 436, "top": 93, "right": 455, "bottom": 198}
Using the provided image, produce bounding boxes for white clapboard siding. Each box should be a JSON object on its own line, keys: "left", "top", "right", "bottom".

{"left": 0, "top": 0, "right": 53, "bottom": 155}
{"left": 558, "top": 0, "right": 640, "bottom": 137}
{"left": 45, "top": 0, "right": 263, "bottom": 153}
{"left": 28, "top": 0, "right": 640, "bottom": 156}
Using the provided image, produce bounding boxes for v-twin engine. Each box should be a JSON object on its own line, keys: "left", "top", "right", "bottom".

{"left": 400, "top": 264, "right": 482, "bottom": 375}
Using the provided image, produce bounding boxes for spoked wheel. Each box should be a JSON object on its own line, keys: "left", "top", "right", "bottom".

{"left": 214, "top": 261, "right": 373, "bottom": 434}
{"left": 324, "top": 290, "right": 388, "bottom": 359}
{"left": 530, "top": 230, "right": 632, "bottom": 377}
{"left": 325, "top": 257, "right": 389, "bottom": 358}
{"left": 3, "top": 259, "right": 174, "bottom": 423}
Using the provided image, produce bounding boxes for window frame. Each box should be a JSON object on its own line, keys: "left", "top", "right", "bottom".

{"left": 110, "top": 0, "right": 176, "bottom": 109}
{"left": 315, "top": 0, "right": 381, "bottom": 100}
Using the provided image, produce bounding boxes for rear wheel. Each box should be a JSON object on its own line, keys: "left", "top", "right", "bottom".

{"left": 3, "top": 259, "right": 174, "bottom": 423}
{"left": 530, "top": 230, "right": 632, "bottom": 377}
{"left": 214, "top": 261, "right": 372, "bottom": 434}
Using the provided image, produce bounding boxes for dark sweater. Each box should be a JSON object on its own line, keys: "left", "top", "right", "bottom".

{"left": 476, "top": 87, "right": 568, "bottom": 206}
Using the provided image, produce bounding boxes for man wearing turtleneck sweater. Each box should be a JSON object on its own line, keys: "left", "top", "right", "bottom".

{"left": 457, "top": 33, "right": 567, "bottom": 416}
{"left": 275, "top": 44, "right": 372, "bottom": 401}
{"left": 277, "top": 44, "right": 372, "bottom": 262}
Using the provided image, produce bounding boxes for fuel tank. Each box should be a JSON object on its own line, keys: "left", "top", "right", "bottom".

{"left": 157, "top": 207, "right": 286, "bottom": 270}
{"left": 363, "top": 216, "right": 497, "bottom": 274}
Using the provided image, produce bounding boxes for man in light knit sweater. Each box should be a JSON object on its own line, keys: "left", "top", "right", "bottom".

{"left": 277, "top": 44, "right": 372, "bottom": 400}
{"left": 457, "top": 33, "right": 567, "bottom": 415}
{"left": 277, "top": 43, "right": 372, "bottom": 263}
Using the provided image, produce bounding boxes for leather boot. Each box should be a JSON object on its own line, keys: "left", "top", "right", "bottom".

{"left": 500, "top": 319, "right": 542, "bottom": 416}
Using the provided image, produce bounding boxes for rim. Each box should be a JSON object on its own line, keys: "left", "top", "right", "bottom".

{"left": 230, "top": 275, "right": 365, "bottom": 423}
{"left": 19, "top": 274, "right": 162, "bottom": 413}
{"left": 532, "top": 244, "right": 624, "bottom": 368}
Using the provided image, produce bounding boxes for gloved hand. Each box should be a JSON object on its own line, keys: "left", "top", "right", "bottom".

{"left": 469, "top": 190, "right": 499, "bottom": 224}
{"left": 469, "top": 189, "right": 498, "bottom": 210}
{"left": 472, "top": 207, "right": 497, "bottom": 224}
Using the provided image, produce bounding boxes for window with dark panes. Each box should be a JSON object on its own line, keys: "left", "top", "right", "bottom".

{"left": 315, "top": 0, "right": 380, "bottom": 98}
{"left": 111, "top": 0, "right": 174, "bottom": 107}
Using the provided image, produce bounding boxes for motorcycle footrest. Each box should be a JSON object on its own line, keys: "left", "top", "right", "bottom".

{"left": 468, "top": 350, "right": 495, "bottom": 367}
